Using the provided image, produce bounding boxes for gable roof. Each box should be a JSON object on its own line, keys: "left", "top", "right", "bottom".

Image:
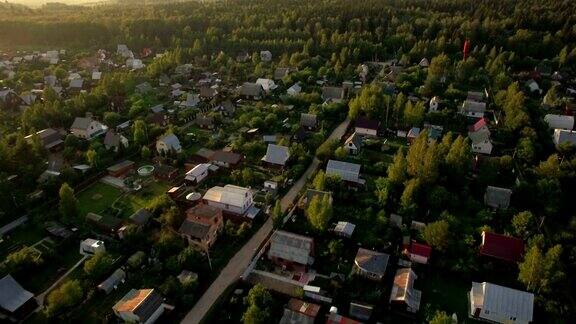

{"left": 544, "top": 114, "right": 574, "bottom": 130}
{"left": 158, "top": 134, "right": 181, "bottom": 150}
{"left": 300, "top": 113, "right": 317, "bottom": 128}
{"left": 104, "top": 130, "right": 124, "bottom": 148}
{"left": 355, "top": 117, "right": 379, "bottom": 131}
{"left": 407, "top": 241, "right": 432, "bottom": 259}
{"left": 211, "top": 150, "right": 242, "bottom": 165}
{"left": 327, "top": 160, "right": 361, "bottom": 175}
{"left": 113, "top": 289, "right": 163, "bottom": 321}
{"left": 345, "top": 132, "right": 363, "bottom": 149}
{"left": 480, "top": 231, "right": 524, "bottom": 263}
{"left": 470, "top": 118, "right": 488, "bottom": 132}
{"left": 262, "top": 144, "right": 290, "bottom": 166}
{"left": 269, "top": 230, "right": 314, "bottom": 265}
{"left": 0, "top": 275, "right": 34, "bottom": 312}
{"left": 129, "top": 208, "right": 152, "bottom": 226}
{"left": 274, "top": 67, "right": 292, "bottom": 80}
{"left": 462, "top": 100, "right": 486, "bottom": 113}
{"left": 471, "top": 282, "right": 533, "bottom": 322}
{"left": 485, "top": 186, "right": 512, "bottom": 209}
{"left": 71, "top": 117, "right": 93, "bottom": 130}
{"left": 322, "top": 86, "right": 345, "bottom": 100}
{"left": 203, "top": 185, "right": 251, "bottom": 207}
{"left": 240, "top": 82, "right": 263, "bottom": 97}
{"left": 390, "top": 268, "right": 418, "bottom": 309}
{"left": 354, "top": 248, "right": 389, "bottom": 276}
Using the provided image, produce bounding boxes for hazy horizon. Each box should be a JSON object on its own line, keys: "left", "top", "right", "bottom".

{"left": 4, "top": 0, "right": 104, "bottom": 7}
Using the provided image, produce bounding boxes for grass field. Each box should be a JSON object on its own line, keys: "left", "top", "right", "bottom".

{"left": 77, "top": 182, "right": 123, "bottom": 217}
{"left": 417, "top": 271, "right": 475, "bottom": 322}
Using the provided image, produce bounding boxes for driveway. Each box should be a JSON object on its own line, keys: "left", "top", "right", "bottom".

{"left": 180, "top": 117, "right": 350, "bottom": 324}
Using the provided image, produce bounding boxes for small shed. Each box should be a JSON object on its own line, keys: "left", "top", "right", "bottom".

{"left": 98, "top": 269, "right": 126, "bottom": 294}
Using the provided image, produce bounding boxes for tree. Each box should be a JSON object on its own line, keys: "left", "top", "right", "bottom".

{"left": 511, "top": 211, "right": 535, "bottom": 238}
{"left": 312, "top": 170, "right": 326, "bottom": 191}
{"left": 422, "top": 220, "right": 450, "bottom": 251}
{"left": 374, "top": 177, "right": 392, "bottom": 207}
{"left": 160, "top": 206, "right": 184, "bottom": 229}
{"left": 403, "top": 100, "right": 426, "bottom": 127}
{"left": 306, "top": 194, "right": 332, "bottom": 232}
{"left": 334, "top": 146, "right": 347, "bottom": 159}
{"left": 429, "top": 310, "right": 452, "bottom": 324}
{"left": 141, "top": 146, "right": 151, "bottom": 160}
{"left": 243, "top": 284, "right": 272, "bottom": 324}
{"left": 4, "top": 246, "right": 43, "bottom": 273}
{"left": 316, "top": 139, "right": 338, "bottom": 161}
{"left": 45, "top": 280, "right": 83, "bottom": 317}
{"left": 133, "top": 119, "right": 148, "bottom": 146}
{"left": 59, "top": 183, "right": 79, "bottom": 223}
{"left": 86, "top": 148, "right": 99, "bottom": 168}
{"left": 519, "top": 244, "right": 565, "bottom": 293}
{"left": 400, "top": 178, "right": 420, "bottom": 209}
{"left": 387, "top": 148, "right": 407, "bottom": 186}
{"left": 271, "top": 200, "right": 283, "bottom": 227}
{"left": 83, "top": 252, "right": 114, "bottom": 279}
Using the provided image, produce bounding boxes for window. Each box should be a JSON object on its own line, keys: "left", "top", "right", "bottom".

{"left": 485, "top": 310, "right": 490, "bottom": 314}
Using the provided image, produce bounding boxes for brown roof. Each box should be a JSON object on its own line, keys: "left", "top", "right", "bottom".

{"left": 287, "top": 298, "right": 320, "bottom": 317}
{"left": 186, "top": 204, "right": 221, "bottom": 221}
{"left": 211, "top": 150, "right": 242, "bottom": 165}
{"left": 114, "top": 289, "right": 155, "bottom": 313}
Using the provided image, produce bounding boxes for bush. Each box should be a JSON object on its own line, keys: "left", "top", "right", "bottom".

{"left": 45, "top": 280, "right": 83, "bottom": 317}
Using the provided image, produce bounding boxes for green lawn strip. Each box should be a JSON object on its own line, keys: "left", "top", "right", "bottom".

{"left": 77, "top": 182, "right": 123, "bottom": 217}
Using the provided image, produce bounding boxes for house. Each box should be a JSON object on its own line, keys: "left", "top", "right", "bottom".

{"left": 211, "top": 150, "right": 242, "bottom": 168}
{"left": 179, "top": 204, "right": 224, "bottom": 249}
{"left": 239, "top": 82, "right": 264, "bottom": 99}
{"left": 480, "top": 231, "right": 524, "bottom": 263}
{"left": 98, "top": 269, "right": 126, "bottom": 294}
{"left": 181, "top": 93, "right": 200, "bottom": 108}
{"left": 260, "top": 50, "right": 272, "bottom": 62}
{"left": 526, "top": 79, "right": 542, "bottom": 94}
{"left": 485, "top": 186, "right": 512, "bottom": 209}
{"left": 263, "top": 135, "right": 277, "bottom": 144}
{"left": 126, "top": 58, "right": 144, "bottom": 70}
{"left": 553, "top": 129, "right": 576, "bottom": 146}
{"left": 279, "top": 298, "right": 320, "bottom": 324}
{"left": 469, "top": 118, "right": 493, "bottom": 155}
{"left": 418, "top": 57, "right": 429, "bottom": 67}
{"left": 69, "top": 78, "right": 84, "bottom": 91}
{"left": 135, "top": 82, "right": 153, "bottom": 94}
{"left": 70, "top": 117, "right": 106, "bottom": 140}
{"left": 154, "top": 165, "right": 179, "bottom": 181}
{"left": 390, "top": 268, "right": 421, "bottom": 313}
{"left": 20, "top": 93, "right": 37, "bottom": 106}
{"left": 117, "top": 44, "right": 132, "bottom": 57}
{"left": 460, "top": 100, "right": 487, "bottom": 118}
{"left": 104, "top": 129, "right": 129, "bottom": 151}
{"left": 0, "top": 89, "right": 22, "bottom": 109}
{"left": 544, "top": 114, "right": 574, "bottom": 130}
{"left": 197, "top": 86, "right": 216, "bottom": 99}
{"left": 470, "top": 282, "right": 533, "bottom": 324}
{"left": 92, "top": 71, "right": 102, "bottom": 81}
{"left": 326, "top": 312, "right": 361, "bottom": 324}
{"left": 195, "top": 114, "right": 214, "bottom": 130}
{"left": 0, "top": 275, "right": 36, "bottom": 319}
{"left": 286, "top": 83, "right": 302, "bottom": 96}
{"left": 203, "top": 185, "right": 257, "bottom": 219}
{"left": 349, "top": 302, "right": 373, "bottom": 321}
{"left": 193, "top": 148, "right": 215, "bottom": 162}
{"left": 333, "top": 221, "right": 355, "bottom": 238}
{"left": 353, "top": 248, "right": 389, "bottom": 281}
{"left": 407, "top": 127, "right": 420, "bottom": 143}
{"left": 262, "top": 144, "right": 290, "bottom": 167}
{"left": 354, "top": 117, "right": 379, "bottom": 136}
{"left": 256, "top": 78, "right": 277, "bottom": 92}
{"left": 300, "top": 113, "right": 318, "bottom": 130}
{"left": 268, "top": 230, "right": 314, "bottom": 268}
{"left": 344, "top": 132, "right": 363, "bottom": 155}
{"left": 322, "top": 86, "right": 345, "bottom": 103}
{"left": 326, "top": 160, "right": 362, "bottom": 184}
{"left": 156, "top": 134, "right": 182, "bottom": 154}
{"left": 80, "top": 238, "right": 106, "bottom": 256}
{"left": 86, "top": 213, "right": 122, "bottom": 233}
{"left": 129, "top": 208, "right": 152, "bottom": 226}
{"left": 215, "top": 100, "right": 235, "bottom": 116}
{"left": 107, "top": 160, "right": 135, "bottom": 178}
{"left": 24, "top": 128, "right": 64, "bottom": 151}
{"left": 185, "top": 163, "right": 211, "bottom": 184}
{"left": 467, "top": 91, "right": 486, "bottom": 102}
{"left": 403, "top": 241, "right": 432, "bottom": 264}
{"left": 274, "top": 67, "right": 292, "bottom": 80}
{"left": 149, "top": 112, "right": 169, "bottom": 127}
{"left": 429, "top": 96, "right": 440, "bottom": 112}
{"left": 113, "top": 289, "right": 165, "bottom": 324}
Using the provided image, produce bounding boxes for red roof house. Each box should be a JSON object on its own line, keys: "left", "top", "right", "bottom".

{"left": 403, "top": 241, "right": 432, "bottom": 264}
{"left": 469, "top": 118, "right": 487, "bottom": 133}
{"left": 479, "top": 231, "right": 524, "bottom": 263}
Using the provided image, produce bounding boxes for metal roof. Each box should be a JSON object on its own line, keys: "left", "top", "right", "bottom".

{"left": 471, "top": 282, "right": 534, "bottom": 322}
{"left": 203, "top": 185, "right": 251, "bottom": 207}
{"left": 0, "top": 275, "right": 34, "bottom": 313}
{"left": 262, "top": 144, "right": 290, "bottom": 166}
{"left": 327, "top": 160, "right": 361, "bottom": 174}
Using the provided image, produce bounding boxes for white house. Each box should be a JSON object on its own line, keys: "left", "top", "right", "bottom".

{"left": 287, "top": 83, "right": 302, "bottom": 96}
{"left": 470, "top": 282, "right": 533, "bottom": 324}
{"left": 80, "top": 238, "right": 105, "bottom": 256}
{"left": 469, "top": 118, "right": 493, "bottom": 155}
{"left": 113, "top": 289, "right": 165, "bottom": 324}
{"left": 429, "top": 96, "right": 440, "bottom": 112}
{"left": 70, "top": 117, "right": 107, "bottom": 140}
{"left": 185, "top": 163, "right": 210, "bottom": 184}
{"left": 553, "top": 129, "right": 576, "bottom": 146}
{"left": 326, "top": 160, "right": 363, "bottom": 184}
{"left": 544, "top": 114, "right": 574, "bottom": 130}
{"left": 256, "top": 78, "right": 277, "bottom": 92}
{"left": 203, "top": 185, "right": 256, "bottom": 218}
{"left": 156, "top": 134, "right": 182, "bottom": 154}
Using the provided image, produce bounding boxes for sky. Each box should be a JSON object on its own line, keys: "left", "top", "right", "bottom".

{"left": 6, "top": 0, "right": 102, "bottom": 7}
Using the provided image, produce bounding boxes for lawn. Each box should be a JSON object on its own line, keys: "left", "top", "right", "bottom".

{"left": 77, "top": 182, "right": 123, "bottom": 217}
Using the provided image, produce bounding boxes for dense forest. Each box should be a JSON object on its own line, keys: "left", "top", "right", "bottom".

{"left": 1, "top": 0, "right": 576, "bottom": 322}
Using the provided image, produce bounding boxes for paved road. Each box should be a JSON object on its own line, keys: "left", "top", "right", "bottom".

{"left": 181, "top": 117, "right": 350, "bottom": 324}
